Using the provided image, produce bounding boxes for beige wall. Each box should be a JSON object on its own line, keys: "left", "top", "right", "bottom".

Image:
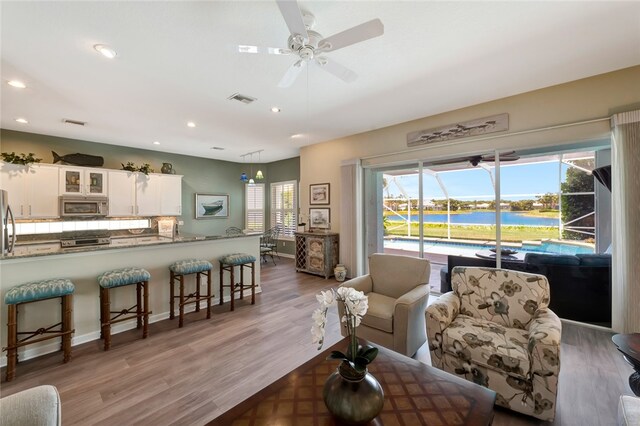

{"left": 300, "top": 65, "right": 640, "bottom": 237}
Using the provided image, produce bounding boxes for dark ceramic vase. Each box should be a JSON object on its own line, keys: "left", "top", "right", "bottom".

{"left": 161, "top": 162, "right": 174, "bottom": 174}
{"left": 323, "top": 361, "right": 384, "bottom": 425}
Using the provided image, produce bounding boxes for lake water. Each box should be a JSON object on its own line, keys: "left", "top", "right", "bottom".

{"left": 391, "top": 211, "right": 559, "bottom": 227}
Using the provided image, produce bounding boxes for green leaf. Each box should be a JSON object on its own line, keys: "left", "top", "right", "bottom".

{"left": 358, "top": 346, "right": 379, "bottom": 363}
{"left": 352, "top": 358, "right": 368, "bottom": 373}
{"left": 327, "top": 351, "right": 347, "bottom": 361}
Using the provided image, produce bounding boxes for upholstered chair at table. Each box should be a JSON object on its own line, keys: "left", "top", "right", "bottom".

{"left": 337, "top": 253, "right": 430, "bottom": 357}
{"left": 426, "top": 266, "right": 561, "bottom": 421}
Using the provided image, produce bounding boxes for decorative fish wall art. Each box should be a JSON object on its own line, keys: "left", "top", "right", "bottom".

{"left": 52, "top": 151, "right": 104, "bottom": 167}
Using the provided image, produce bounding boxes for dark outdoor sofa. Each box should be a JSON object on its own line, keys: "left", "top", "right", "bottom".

{"left": 440, "top": 253, "right": 612, "bottom": 325}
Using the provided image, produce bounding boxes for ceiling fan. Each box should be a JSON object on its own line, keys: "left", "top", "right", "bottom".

{"left": 239, "top": 0, "right": 384, "bottom": 88}
{"left": 427, "top": 151, "right": 521, "bottom": 168}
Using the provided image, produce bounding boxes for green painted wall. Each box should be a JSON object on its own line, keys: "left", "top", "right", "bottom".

{"left": 262, "top": 156, "right": 300, "bottom": 256}
{"left": 0, "top": 129, "right": 298, "bottom": 240}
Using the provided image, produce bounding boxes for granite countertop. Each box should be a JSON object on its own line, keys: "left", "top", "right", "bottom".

{"left": 1, "top": 233, "right": 261, "bottom": 260}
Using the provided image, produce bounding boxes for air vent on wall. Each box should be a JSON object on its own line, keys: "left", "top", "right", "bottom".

{"left": 227, "top": 93, "right": 257, "bottom": 104}
{"left": 62, "top": 119, "right": 86, "bottom": 126}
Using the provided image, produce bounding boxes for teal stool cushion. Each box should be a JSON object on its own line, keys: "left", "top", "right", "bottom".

{"left": 219, "top": 253, "right": 257, "bottom": 266}
{"left": 170, "top": 259, "right": 213, "bottom": 275}
{"left": 5, "top": 279, "right": 75, "bottom": 305}
{"left": 98, "top": 267, "right": 151, "bottom": 288}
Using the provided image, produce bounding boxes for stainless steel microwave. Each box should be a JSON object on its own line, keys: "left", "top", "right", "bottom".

{"left": 59, "top": 196, "right": 109, "bottom": 217}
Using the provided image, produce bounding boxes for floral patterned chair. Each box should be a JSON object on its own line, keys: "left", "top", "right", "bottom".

{"left": 426, "top": 266, "right": 562, "bottom": 421}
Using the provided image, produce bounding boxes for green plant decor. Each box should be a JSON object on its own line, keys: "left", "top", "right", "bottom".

{"left": 1, "top": 152, "right": 42, "bottom": 165}
{"left": 121, "top": 162, "right": 155, "bottom": 175}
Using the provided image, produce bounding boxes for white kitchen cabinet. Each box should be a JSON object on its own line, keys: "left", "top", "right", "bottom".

{"left": 0, "top": 163, "right": 59, "bottom": 219}
{"left": 159, "top": 175, "right": 182, "bottom": 216}
{"left": 107, "top": 171, "right": 136, "bottom": 217}
{"left": 135, "top": 174, "right": 162, "bottom": 216}
{"left": 135, "top": 174, "right": 182, "bottom": 217}
{"left": 59, "top": 167, "right": 108, "bottom": 197}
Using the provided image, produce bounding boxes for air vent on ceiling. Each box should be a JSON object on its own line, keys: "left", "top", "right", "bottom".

{"left": 62, "top": 119, "right": 86, "bottom": 126}
{"left": 227, "top": 93, "right": 257, "bottom": 104}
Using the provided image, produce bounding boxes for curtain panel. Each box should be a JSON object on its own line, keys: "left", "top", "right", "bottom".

{"left": 611, "top": 110, "right": 640, "bottom": 333}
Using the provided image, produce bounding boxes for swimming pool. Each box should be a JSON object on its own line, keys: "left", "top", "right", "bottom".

{"left": 384, "top": 237, "right": 594, "bottom": 256}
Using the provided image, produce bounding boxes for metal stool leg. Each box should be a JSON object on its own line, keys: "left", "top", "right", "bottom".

{"left": 136, "top": 282, "right": 142, "bottom": 329}
{"left": 5, "top": 304, "right": 18, "bottom": 382}
{"left": 240, "top": 263, "right": 245, "bottom": 300}
{"left": 62, "top": 294, "right": 73, "bottom": 363}
{"left": 142, "top": 280, "right": 149, "bottom": 338}
{"left": 179, "top": 275, "right": 185, "bottom": 328}
{"left": 219, "top": 263, "right": 224, "bottom": 306}
{"left": 195, "top": 272, "right": 201, "bottom": 313}
{"left": 251, "top": 262, "right": 256, "bottom": 305}
{"left": 206, "top": 269, "right": 212, "bottom": 319}
{"left": 101, "top": 287, "right": 111, "bottom": 351}
{"left": 230, "top": 265, "right": 235, "bottom": 311}
{"left": 170, "top": 271, "right": 175, "bottom": 320}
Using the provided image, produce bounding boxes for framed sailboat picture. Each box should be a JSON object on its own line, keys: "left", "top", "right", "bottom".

{"left": 195, "top": 193, "right": 229, "bottom": 219}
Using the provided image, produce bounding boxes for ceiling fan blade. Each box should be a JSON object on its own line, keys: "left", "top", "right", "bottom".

{"left": 278, "top": 60, "right": 306, "bottom": 88}
{"left": 317, "top": 18, "right": 384, "bottom": 53}
{"left": 276, "top": 0, "right": 309, "bottom": 41}
{"left": 315, "top": 57, "right": 357, "bottom": 83}
{"left": 238, "top": 45, "right": 291, "bottom": 55}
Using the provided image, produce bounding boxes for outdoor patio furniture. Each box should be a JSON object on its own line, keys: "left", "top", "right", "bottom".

{"left": 440, "top": 253, "right": 612, "bottom": 324}
{"left": 427, "top": 266, "right": 562, "bottom": 421}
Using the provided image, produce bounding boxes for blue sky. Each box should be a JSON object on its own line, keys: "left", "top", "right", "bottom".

{"left": 385, "top": 161, "right": 571, "bottom": 201}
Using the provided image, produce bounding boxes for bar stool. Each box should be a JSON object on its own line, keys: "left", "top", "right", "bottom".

{"left": 3, "top": 278, "right": 75, "bottom": 382}
{"left": 97, "top": 267, "right": 151, "bottom": 351}
{"left": 169, "top": 259, "right": 213, "bottom": 327}
{"left": 219, "top": 253, "right": 257, "bottom": 311}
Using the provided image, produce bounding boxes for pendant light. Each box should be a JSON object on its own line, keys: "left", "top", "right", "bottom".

{"left": 240, "top": 154, "right": 249, "bottom": 182}
{"left": 248, "top": 153, "right": 255, "bottom": 186}
{"left": 255, "top": 150, "right": 264, "bottom": 180}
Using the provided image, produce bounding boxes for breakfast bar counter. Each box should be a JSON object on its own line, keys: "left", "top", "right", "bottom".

{"left": 0, "top": 234, "right": 261, "bottom": 365}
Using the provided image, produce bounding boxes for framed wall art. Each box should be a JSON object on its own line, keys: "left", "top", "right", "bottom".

{"left": 309, "top": 208, "right": 331, "bottom": 229}
{"left": 195, "top": 193, "right": 229, "bottom": 219}
{"left": 309, "top": 183, "right": 330, "bottom": 205}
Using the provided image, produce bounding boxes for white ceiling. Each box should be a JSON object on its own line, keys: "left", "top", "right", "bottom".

{"left": 2, "top": 1, "right": 639, "bottom": 163}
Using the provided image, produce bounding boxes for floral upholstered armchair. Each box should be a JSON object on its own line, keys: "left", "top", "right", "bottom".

{"left": 426, "top": 267, "right": 562, "bottom": 421}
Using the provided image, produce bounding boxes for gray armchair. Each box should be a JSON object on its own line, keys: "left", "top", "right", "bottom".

{"left": 338, "top": 253, "right": 430, "bottom": 357}
{"left": 0, "top": 385, "right": 61, "bottom": 426}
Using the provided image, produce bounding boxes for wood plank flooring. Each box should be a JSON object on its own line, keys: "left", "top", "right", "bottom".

{"left": 0, "top": 258, "right": 634, "bottom": 425}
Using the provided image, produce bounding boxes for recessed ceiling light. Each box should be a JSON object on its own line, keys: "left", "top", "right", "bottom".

{"left": 7, "top": 80, "right": 26, "bottom": 89}
{"left": 153, "top": 141, "right": 160, "bottom": 145}
{"left": 15, "top": 118, "right": 28, "bottom": 124}
{"left": 94, "top": 44, "right": 117, "bottom": 59}
{"left": 238, "top": 45, "right": 259, "bottom": 54}
{"left": 271, "top": 107, "right": 281, "bottom": 113}
{"left": 187, "top": 121, "right": 196, "bottom": 128}
{"left": 291, "top": 133, "right": 304, "bottom": 139}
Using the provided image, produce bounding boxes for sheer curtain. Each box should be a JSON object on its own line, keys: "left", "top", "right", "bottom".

{"left": 611, "top": 109, "right": 640, "bottom": 333}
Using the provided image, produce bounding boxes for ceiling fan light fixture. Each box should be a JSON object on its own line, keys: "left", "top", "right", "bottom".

{"left": 7, "top": 80, "right": 26, "bottom": 89}
{"left": 93, "top": 44, "right": 117, "bottom": 59}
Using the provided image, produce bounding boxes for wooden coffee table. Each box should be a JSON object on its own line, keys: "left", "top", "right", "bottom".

{"left": 208, "top": 338, "right": 496, "bottom": 425}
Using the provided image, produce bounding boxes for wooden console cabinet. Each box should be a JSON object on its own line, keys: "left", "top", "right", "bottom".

{"left": 294, "top": 232, "right": 339, "bottom": 279}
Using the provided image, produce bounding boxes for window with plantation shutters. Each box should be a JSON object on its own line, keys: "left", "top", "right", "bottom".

{"left": 245, "top": 183, "right": 265, "bottom": 232}
{"left": 270, "top": 180, "right": 297, "bottom": 239}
